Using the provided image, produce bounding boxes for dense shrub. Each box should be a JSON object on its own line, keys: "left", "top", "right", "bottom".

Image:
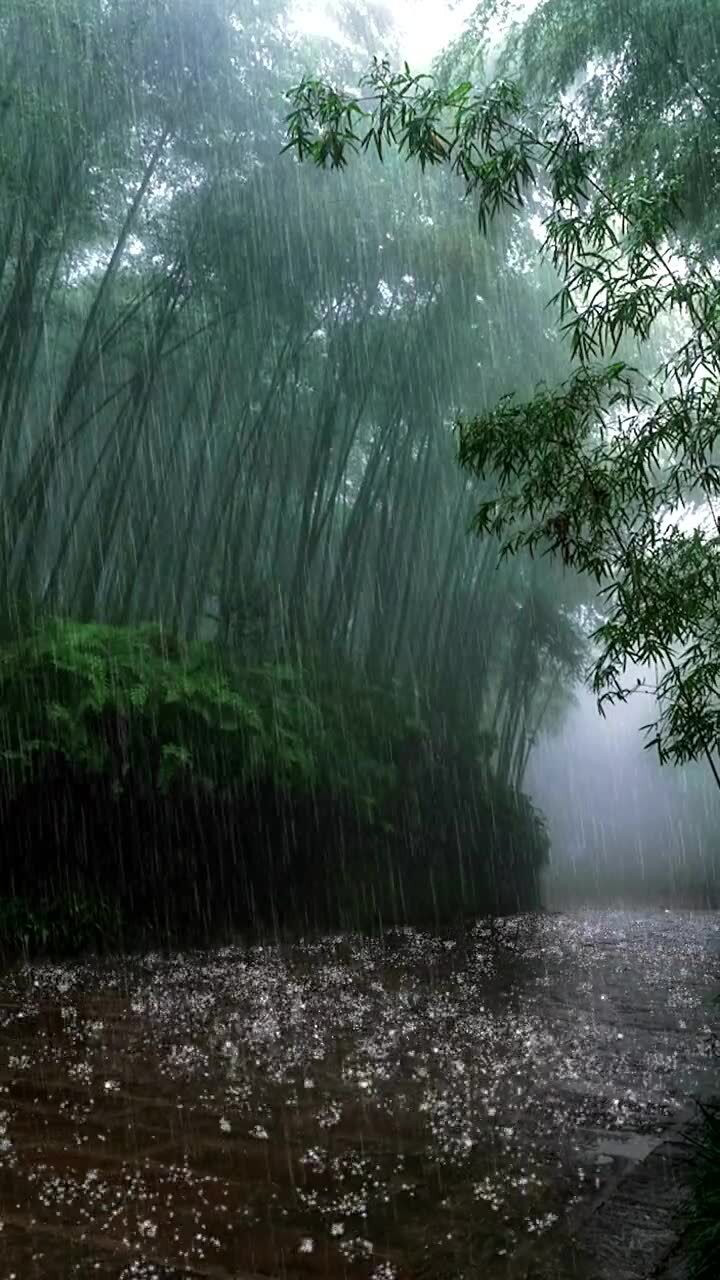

{"left": 0, "top": 616, "right": 549, "bottom": 952}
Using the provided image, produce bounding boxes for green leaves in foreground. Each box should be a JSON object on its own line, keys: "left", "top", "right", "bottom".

{"left": 456, "top": 364, "right": 720, "bottom": 771}
{"left": 284, "top": 62, "right": 531, "bottom": 233}
{"left": 283, "top": 59, "right": 720, "bottom": 782}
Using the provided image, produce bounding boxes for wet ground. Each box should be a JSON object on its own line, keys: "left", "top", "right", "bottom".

{"left": 0, "top": 909, "right": 716, "bottom": 1279}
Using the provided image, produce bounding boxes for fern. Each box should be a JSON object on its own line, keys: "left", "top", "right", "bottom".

{"left": 0, "top": 616, "right": 411, "bottom": 809}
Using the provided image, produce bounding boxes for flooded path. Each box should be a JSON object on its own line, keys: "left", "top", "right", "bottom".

{"left": 0, "top": 909, "right": 717, "bottom": 1279}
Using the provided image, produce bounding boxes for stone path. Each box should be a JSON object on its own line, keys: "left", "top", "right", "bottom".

{"left": 510, "top": 1100, "right": 706, "bottom": 1279}
{"left": 0, "top": 909, "right": 715, "bottom": 1278}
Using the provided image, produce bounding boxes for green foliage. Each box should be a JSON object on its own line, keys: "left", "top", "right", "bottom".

{"left": 283, "top": 58, "right": 720, "bottom": 783}
{"left": 0, "top": 613, "right": 429, "bottom": 810}
{"left": 0, "top": 618, "right": 266, "bottom": 793}
{"left": 0, "top": 0, "right": 583, "bottom": 818}
{"left": 454, "top": 0, "right": 720, "bottom": 254}
{"left": 0, "top": 2, "right": 586, "bottom": 951}
{"left": 0, "top": 892, "right": 121, "bottom": 958}
{"left": 0, "top": 612, "right": 550, "bottom": 947}
{"left": 284, "top": 61, "right": 532, "bottom": 235}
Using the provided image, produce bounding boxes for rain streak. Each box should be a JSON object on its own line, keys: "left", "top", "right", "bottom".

{"left": 0, "top": 0, "right": 718, "bottom": 1278}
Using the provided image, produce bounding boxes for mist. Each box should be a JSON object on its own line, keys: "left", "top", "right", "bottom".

{"left": 528, "top": 678, "right": 720, "bottom": 909}
{"left": 0, "top": 0, "right": 717, "bottom": 1276}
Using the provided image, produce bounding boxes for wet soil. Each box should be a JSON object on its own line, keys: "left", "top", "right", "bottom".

{"left": 0, "top": 909, "right": 716, "bottom": 1279}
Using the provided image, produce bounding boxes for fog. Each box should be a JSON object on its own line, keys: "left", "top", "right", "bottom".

{"left": 529, "top": 678, "right": 720, "bottom": 909}
{"left": 0, "top": 0, "right": 718, "bottom": 1276}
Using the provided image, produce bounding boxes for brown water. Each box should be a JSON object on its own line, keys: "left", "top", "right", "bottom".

{"left": 0, "top": 909, "right": 717, "bottom": 1279}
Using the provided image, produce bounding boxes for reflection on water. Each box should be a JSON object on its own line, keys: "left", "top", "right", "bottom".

{"left": 0, "top": 909, "right": 716, "bottom": 1278}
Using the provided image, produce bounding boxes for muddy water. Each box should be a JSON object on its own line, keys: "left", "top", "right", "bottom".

{"left": 0, "top": 910, "right": 716, "bottom": 1279}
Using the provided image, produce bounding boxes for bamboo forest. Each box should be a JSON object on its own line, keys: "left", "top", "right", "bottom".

{"left": 0, "top": 0, "right": 718, "bottom": 1277}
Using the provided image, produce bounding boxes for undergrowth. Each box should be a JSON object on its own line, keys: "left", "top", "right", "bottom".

{"left": 0, "top": 893, "right": 122, "bottom": 961}
{"left": 0, "top": 612, "right": 550, "bottom": 955}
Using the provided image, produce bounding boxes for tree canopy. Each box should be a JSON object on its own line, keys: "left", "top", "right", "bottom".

{"left": 282, "top": 15, "right": 720, "bottom": 785}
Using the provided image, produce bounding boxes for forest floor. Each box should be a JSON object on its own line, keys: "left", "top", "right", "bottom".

{"left": 0, "top": 908, "right": 716, "bottom": 1279}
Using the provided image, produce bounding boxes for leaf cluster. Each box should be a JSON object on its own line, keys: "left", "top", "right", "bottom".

{"left": 282, "top": 60, "right": 720, "bottom": 780}
{"left": 478, "top": 0, "right": 720, "bottom": 255}
{"left": 284, "top": 60, "right": 531, "bottom": 233}
{"left": 0, "top": 616, "right": 413, "bottom": 810}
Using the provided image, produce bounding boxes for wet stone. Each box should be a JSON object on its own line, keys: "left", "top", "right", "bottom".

{"left": 0, "top": 908, "right": 715, "bottom": 1278}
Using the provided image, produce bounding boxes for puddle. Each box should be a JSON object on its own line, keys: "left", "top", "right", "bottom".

{"left": 0, "top": 908, "right": 715, "bottom": 1277}
{"left": 579, "top": 1132, "right": 661, "bottom": 1162}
